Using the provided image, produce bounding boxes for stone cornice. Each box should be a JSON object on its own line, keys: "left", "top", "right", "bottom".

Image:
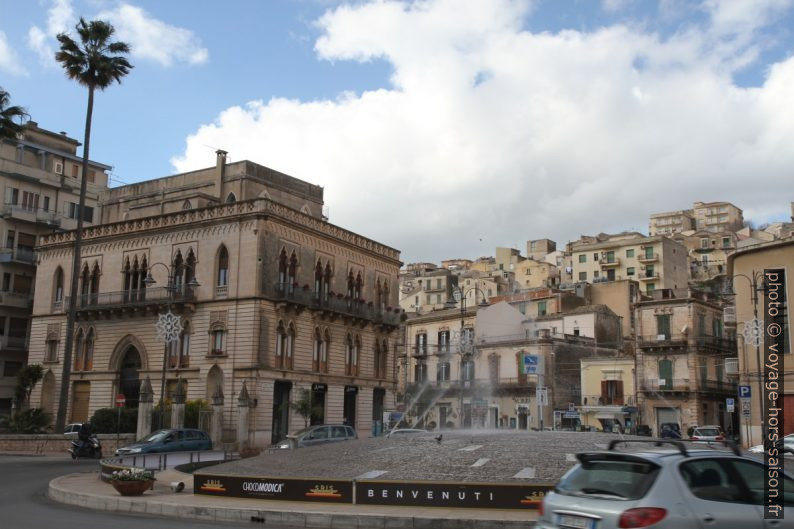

{"left": 37, "top": 198, "right": 401, "bottom": 263}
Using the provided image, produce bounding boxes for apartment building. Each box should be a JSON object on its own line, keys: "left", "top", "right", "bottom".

{"left": 27, "top": 153, "right": 402, "bottom": 446}
{"left": 649, "top": 201, "right": 743, "bottom": 236}
{"left": 634, "top": 290, "right": 738, "bottom": 437}
{"left": 513, "top": 258, "right": 560, "bottom": 290}
{"left": 672, "top": 229, "right": 737, "bottom": 283}
{"left": 570, "top": 232, "right": 688, "bottom": 296}
{"left": 578, "top": 357, "right": 636, "bottom": 432}
{"left": 728, "top": 238, "right": 793, "bottom": 446}
{"left": 0, "top": 122, "right": 109, "bottom": 416}
{"left": 526, "top": 239, "right": 557, "bottom": 261}
{"left": 399, "top": 266, "right": 456, "bottom": 314}
{"left": 491, "top": 286, "right": 586, "bottom": 319}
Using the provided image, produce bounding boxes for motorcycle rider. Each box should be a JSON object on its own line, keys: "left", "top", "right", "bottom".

{"left": 77, "top": 421, "right": 92, "bottom": 456}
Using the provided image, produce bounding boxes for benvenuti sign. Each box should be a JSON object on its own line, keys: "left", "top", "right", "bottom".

{"left": 356, "top": 481, "right": 553, "bottom": 509}
{"left": 194, "top": 473, "right": 553, "bottom": 509}
{"left": 194, "top": 474, "right": 353, "bottom": 503}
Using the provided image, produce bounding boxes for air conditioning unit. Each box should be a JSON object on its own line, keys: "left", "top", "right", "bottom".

{"left": 54, "top": 162, "right": 64, "bottom": 175}
{"left": 656, "top": 334, "right": 667, "bottom": 341}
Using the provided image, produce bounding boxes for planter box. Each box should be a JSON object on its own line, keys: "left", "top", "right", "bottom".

{"left": 110, "top": 479, "right": 155, "bottom": 496}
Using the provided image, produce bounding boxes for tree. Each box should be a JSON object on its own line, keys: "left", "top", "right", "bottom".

{"left": 291, "top": 389, "right": 323, "bottom": 428}
{"left": 14, "top": 364, "right": 44, "bottom": 409}
{"left": 54, "top": 18, "right": 132, "bottom": 430}
{"left": 0, "top": 88, "right": 28, "bottom": 142}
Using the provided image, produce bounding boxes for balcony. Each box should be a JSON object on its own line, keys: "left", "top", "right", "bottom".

{"left": 698, "top": 379, "right": 737, "bottom": 394}
{"left": 695, "top": 335, "right": 737, "bottom": 354}
{"left": 64, "top": 286, "right": 196, "bottom": 318}
{"left": 640, "top": 378, "right": 690, "bottom": 393}
{"left": 725, "top": 357, "right": 739, "bottom": 376}
{"left": 580, "top": 395, "right": 636, "bottom": 407}
{"left": 0, "top": 204, "right": 61, "bottom": 227}
{"left": 264, "top": 282, "right": 402, "bottom": 328}
{"left": 638, "top": 272, "right": 660, "bottom": 281}
{"left": 0, "top": 246, "right": 36, "bottom": 265}
{"left": 637, "top": 333, "right": 688, "bottom": 350}
{"left": 0, "top": 291, "right": 33, "bottom": 309}
{"left": 599, "top": 257, "right": 621, "bottom": 267}
{"left": 637, "top": 253, "right": 658, "bottom": 264}
{"left": 2, "top": 336, "right": 27, "bottom": 350}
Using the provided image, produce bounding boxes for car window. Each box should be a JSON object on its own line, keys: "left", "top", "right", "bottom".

{"left": 312, "top": 427, "right": 328, "bottom": 440}
{"left": 695, "top": 428, "right": 720, "bottom": 437}
{"left": 332, "top": 426, "right": 348, "bottom": 439}
{"left": 730, "top": 459, "right": 794, "bottom": 507}
{"left": 176, "top": 431, "right": 185, "bottom": 440}
{"left": 556, "top": 457, "right": 660, "bottom": 500}
{"left": 679, "top": 458, "right": 748, "bottom": 503}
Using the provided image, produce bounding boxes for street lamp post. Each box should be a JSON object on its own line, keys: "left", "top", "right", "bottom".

{"left": 445, "top": 286, "right": 489, "bottom": 429}
{"left": 143, "top": 262, "right": 200, "bottom": 430}
{"left": 726, "top": 271, "right": 765, "bottom": 445}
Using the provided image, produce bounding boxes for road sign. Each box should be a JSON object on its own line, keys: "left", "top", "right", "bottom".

{"left": 522, "top": 354, "right": 540, "bottom": 375}
{"left": 115, "top": 394, "right": 126, "bottom": 408}
{"left": 536, "top": 387, "right": 548, "bottom": 406}
{"left": 726, "top": 398, "right": 735, "bottom": 413}
{"left": 738, "top": 385, "right": 751, "bottom": 399}
{"left": 741, "top": 399, "right": 752, "bottom": 418}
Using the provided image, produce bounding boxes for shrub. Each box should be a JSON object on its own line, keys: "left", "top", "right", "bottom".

{"left": 184, "top": 399, "right": 211, "bottom": 429}
{"left": 4, "top": 408, "right": 49, "bottom": 433}
{"left": 89, "top": 407, "right": 138, "bottom": 433}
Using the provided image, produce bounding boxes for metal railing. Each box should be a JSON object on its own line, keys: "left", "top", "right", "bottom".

{"left": 580, "top": 394, "right": 636, "bottom": 406}
{"left": 640, "top": 378, "right": 690, "bottom": 392}
{"left": 0, "top": 204, "right": 61, "bottom": 227}
{"left": 0, "top": 246, "right": 36, "bottom": 264}
{"left": 264, "top": 282, "right": 402, "bottom": 326}
{"left": 637, "top": 333, "right": 688, "bottom": 348}
{"left": 64, "top": 286, "right": 196, "bottom": 310}
{"left": 725, "top": 357, "right": 739, "bottom": 375}
{"left": 0, "top": 290, "right": 33, "bottom": 308}
{"left": 695, "top": 335, "right": 737, "bottom": 352}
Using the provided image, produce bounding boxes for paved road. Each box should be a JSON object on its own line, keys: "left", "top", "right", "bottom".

{"left": 0, "top": 455, "right": 278, "bottom": 529}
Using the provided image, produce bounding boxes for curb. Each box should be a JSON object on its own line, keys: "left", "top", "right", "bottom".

{"left": 48, "top": 474, "right": 536, "bottom": 529}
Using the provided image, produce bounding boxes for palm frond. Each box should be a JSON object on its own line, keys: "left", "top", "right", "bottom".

{"left": 55, "top": 17, "right": 133, "bottom": 90}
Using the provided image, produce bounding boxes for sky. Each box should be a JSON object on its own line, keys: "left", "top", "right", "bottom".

{"left": 1, "top": 0, "right": 793, "bottom": 265}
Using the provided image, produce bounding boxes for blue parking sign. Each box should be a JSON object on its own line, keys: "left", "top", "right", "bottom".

{"left": 738, "top": 385, "right": 751, "bottom": 399}
{"left": 522, "top": 354, "right": 539, "bottom": 375}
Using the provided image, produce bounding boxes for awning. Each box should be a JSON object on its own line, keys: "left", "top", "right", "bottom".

{"left": 595, "top": 412, "right": 622, "bottom": 419}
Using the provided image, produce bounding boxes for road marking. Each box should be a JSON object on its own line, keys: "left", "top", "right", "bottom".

{"left": 471, "top": 458, "right": 490, "bottom": 467}
{"left": 513, "top": 467, "right": 536, "bottom": 478}
{"left": 565, "top": 453, "right": 577, "bottom": 462}
{"left": 356, "top": 470, "right": 387, "bottom": 479}
{"left": 458, "top": 445, "right": 483, "bottom": 452}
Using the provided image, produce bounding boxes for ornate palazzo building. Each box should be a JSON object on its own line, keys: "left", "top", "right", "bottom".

{"left": 27, "top": 153, "right": 402, "bottom": 447}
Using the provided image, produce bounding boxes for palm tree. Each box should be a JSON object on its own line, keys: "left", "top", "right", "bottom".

{"left": 54, "top": 18, "right": 132, "bottom": 430}
{"left": 0, "top": 88, "right": 28, "bottom": 142}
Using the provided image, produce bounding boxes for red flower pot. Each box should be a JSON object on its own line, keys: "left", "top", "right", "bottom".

{"left": 110, "top": 479, "right": 155, "bottom": 496}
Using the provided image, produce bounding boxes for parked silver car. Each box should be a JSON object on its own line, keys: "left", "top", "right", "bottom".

{"left": 276, "top": 424, "right": 356, "bottom": 449}
{"left": 537, "top": 440, "right": 794, "bottom": 529}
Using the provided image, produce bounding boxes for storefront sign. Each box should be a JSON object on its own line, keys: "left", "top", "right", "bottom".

{"left": 356, "top": 480, "right": 553, "bottom": 509}
{"left": 194, "top": 474, "right": 353, "bottom": 503}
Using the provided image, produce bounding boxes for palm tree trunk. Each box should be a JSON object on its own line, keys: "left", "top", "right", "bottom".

{"left": 55, "top": 84, "right": 95, "bottom": 431}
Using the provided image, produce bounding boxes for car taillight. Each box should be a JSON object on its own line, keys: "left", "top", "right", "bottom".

{"left": 618, "top": 507, "right": 667, "bottom": 528}
{"left": 715, "top": 436, "right": 723, "bottom": 441}
{"left": 691, "top": 436, "right": 700, "bottom": 440}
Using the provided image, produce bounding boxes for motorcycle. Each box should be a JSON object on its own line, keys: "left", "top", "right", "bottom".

{"left": 69, "top": 435, "right": 103, "bottom": 459}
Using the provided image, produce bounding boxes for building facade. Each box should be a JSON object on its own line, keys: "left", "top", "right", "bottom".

{"left": 634, "top": 290, "right": 738, "bottom": 437}
{"left": 728, "top": 238, "right": 793, "bottom": 446}
{"left": 28, "top": 157, "right": 402, "bottom": 447}
{"left": 0, "top": 122, "right": 109, "bottom": 416}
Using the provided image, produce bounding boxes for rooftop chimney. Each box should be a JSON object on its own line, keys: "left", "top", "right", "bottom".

{"left": 215, "top": 149, "right": 227, "bottom": 199}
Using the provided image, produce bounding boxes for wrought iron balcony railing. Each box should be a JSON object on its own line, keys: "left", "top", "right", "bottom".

{"left": 264, "top": 282, "right": 402, "bottom": 326}
{"left": 64, "top": 286, "right": 195, "bottom": 311}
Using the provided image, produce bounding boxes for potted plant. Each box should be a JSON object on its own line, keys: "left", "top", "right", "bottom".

{"left": 109, "top": 468, "right": 156, "bottom": 496}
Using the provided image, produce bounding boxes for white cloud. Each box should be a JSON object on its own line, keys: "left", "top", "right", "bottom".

{"left": 27, "top": 0, "right": 75, "bottom": 66}
{"left": 172, "top": 0, "right": 794, "bottom": 263}
{"left": 0, "top": 31, "right": 27, "bottom": 75}
{"left": 98, "top": 4, "right": 209, "bottom": 67}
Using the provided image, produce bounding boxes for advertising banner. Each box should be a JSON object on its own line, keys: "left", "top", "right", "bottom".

{"left": 194, "top": 473, "right": 353, "bottom": 503}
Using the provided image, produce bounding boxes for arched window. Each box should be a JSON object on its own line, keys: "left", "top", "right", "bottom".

{"left": 382, "top": 281, "right": 389, "bottom": 310}
{"left": 180, "top": 321, "right": 191, "bottom": 368}
{"left": 83, "top": 329, "right": 94, "bottom": 371}
{"left": 346, "top": 271, "right": 354, "bottom": 308}
{"left": 313, "top": 327, "right": 322, "bottom": 372}
{"left": 172, "top": 251, "right": 184, "bottom": 292}
{"left": 285, "top": 323, "right": 295, "bottom": 369}
{"left": 53, "top": 267, "right": 64, "bottom": 309}
{"left": 216, "top": 245, "right": 229, "bottom": 294}
{"left": 210, "top": 323, "right": 225, "bottom": 355}
{"left": 184, "top": 249, "right": 196, "bottom": 295}
{"left": 275, "top": 321, "right": 287, "bottom": 369}
{"left": 79, "top": 264, "right": 90, "bottom": 306}
{"left": 354, "top": 272, "right": 362, "bottom": 300}
{"left": 225, "top": 192, "right": 237, "bottom": 203}
{"left": 122, "top": 258, "right": 131, "bottom": 302}
{"left": 375, "top": 339, "right": 388, "bottom": 379}
{"left": 375, "top": 280, "right": 382, "bottom": 311}
{"left": 287, "top": 252, "right": 297, "bottom": 293}
{"left": 277, "top": 249, "right": 288, "bottom": 291}
{"left": 73, "top": 329, "right": 84, "bottom": 371}
{"left": 323, "top": 263, "right": 332, "bottom": 302}
{"left": 322, "top": 329, "right": 330, "bottom": 373}
{"left": 314, "top": 261, "right": 323, "bottom": 300}
{"left": 345, "top": 334, "right": 354, "bottom": 376}
{"left": 89, "top": 263, "right": 100, "bottom": 304}
{"left": 139, "top": 256, "right": 147, "bottom": 300}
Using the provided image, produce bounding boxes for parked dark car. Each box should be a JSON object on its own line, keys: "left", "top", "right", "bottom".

{"left": 635, "top": 424, "right": 652, "bottom": 436}
{"left": 276, "top": 424, "right": 357, "bottom": 449}
{"left": 660, "top": 422, "right": 682, "bottom": 439}
{"left": 115, "top": 428, "right": 212, "bottom": 455}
